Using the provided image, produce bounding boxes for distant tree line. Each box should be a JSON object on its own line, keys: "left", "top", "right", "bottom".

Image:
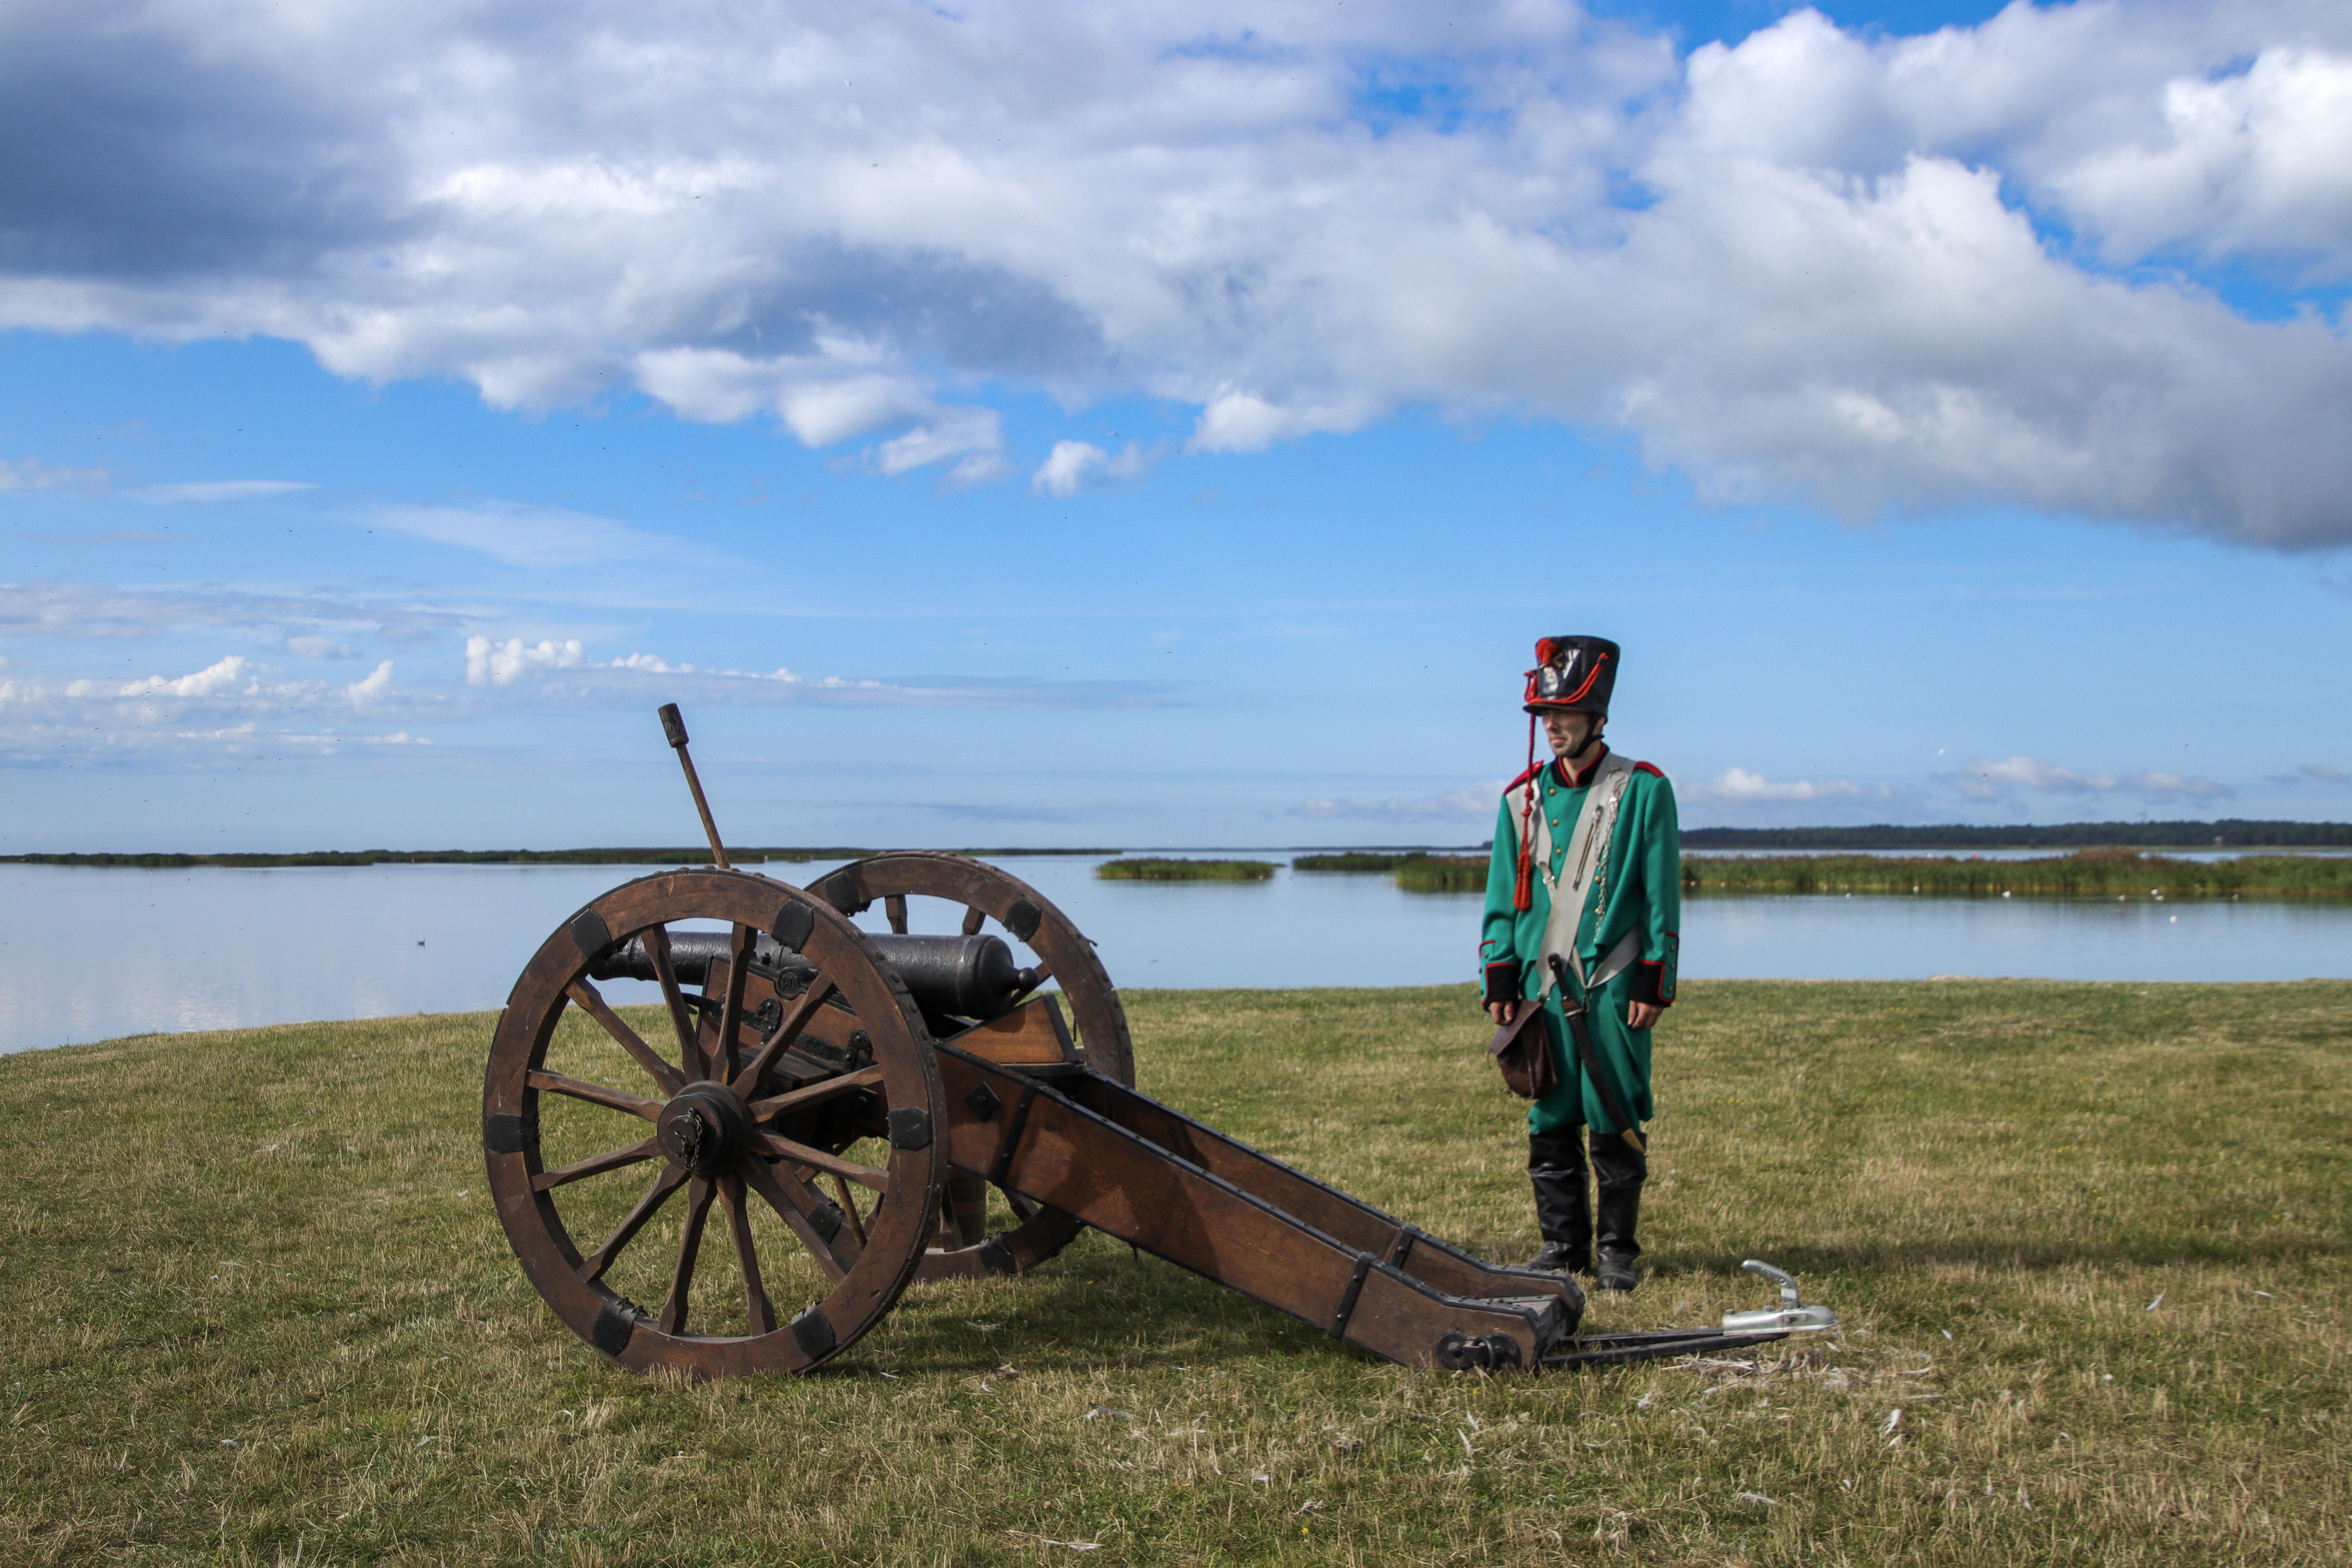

{"left": 1679, "top": 820, "right": 2352, "bottom": 851}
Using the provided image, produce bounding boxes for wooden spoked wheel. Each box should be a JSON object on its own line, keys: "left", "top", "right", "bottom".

{"left": 812, "top": 851, "right": 1135, "bottom": 1279}
{"left": 483, "top": 869, "right": 945, "bottom": 1376}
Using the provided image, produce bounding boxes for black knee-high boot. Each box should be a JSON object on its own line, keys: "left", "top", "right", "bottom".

{"left": 1526, "top": 1131, "right": 1592, "bottom": 1275}
{"left": 1590, "top": 1131, "right": 1648, "bottom": 1292}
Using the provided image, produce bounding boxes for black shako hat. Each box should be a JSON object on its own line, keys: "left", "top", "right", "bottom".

{"left": 1522, "top": 635, "right": 1620, "bottom": 717}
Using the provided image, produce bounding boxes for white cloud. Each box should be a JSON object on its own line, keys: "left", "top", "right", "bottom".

{"left": 0, "top": 579, "right": 460, "bottom": 644}
{"left": 782, "top": 376, "right": 939, "bottom": 448}
{"left": 1300, "top": 787, "right": 1495, "bottom": 820}
{"left": 128, "top": 480, "right": 314, "bottom": 504}
{"left": 465, "top": 635, "right": 584, "bottom": 685}
{"left": 2116, "top": 769, "right": 2231, "bottom": 800}
{"left": 119, "top": 654, "right": 256, "bottom": 699}
{"left": 1032, "top": 441, "right": 1105, "bottom": 497}
{"left": 874, "top": 408, "right": 1004, "bottom": 478}
{"left": 533, "top": 649, "right": 1174, "bottom": 709}
{"left": 0, "top": 457, "right": 106, "bottom": 494}
{"left": 1949, "top": 754, "right": 2229, "bottom": 802}
{"left": 1187, "top": 390, "right": 1383, "bottom": 456}
{"left": 606, "top": 652, "right": 697, "bottom": 675}
{"left": 346, "top": 660, "right": 394, "bottom": 704}
{"left": 374, "top": 503, "right": 715, "bottom": 569}
{"left": 941, "top": 452, "right": 1013, "bottom": 488}
{"left": 602, "top": 652, "right": 809, "bottom": 684}
{"left": 2038, "top": 46, "right": 2352, "bottom": 270}
{"left": 634, "top": 345, "right": 947, "bottom": 446}
{"left": 0, "top": 650, "right": 451, "bottom": 768}
{"left": 1687, "top": 767, "right": 1880, "bottom": 804}
{"left": 285, "top": 635, "right": 355, "bottom": 659}
{"left": 1956, "top": 755, "right": 2118, "bottom": 797}
{"left": 1032, "top": 438, "right": 1156, "bottom": 495}
{"left": 3, "top": 3, "right": 2350, "bottom": 541}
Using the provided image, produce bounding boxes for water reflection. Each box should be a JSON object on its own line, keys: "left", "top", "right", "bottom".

{"left": 2, "top": 855, "right": 2345, "bottom": 1054}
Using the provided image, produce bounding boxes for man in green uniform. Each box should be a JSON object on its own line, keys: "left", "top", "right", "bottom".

{"left": 1479, "top": 635, "right": 1680, "bottom": 1292}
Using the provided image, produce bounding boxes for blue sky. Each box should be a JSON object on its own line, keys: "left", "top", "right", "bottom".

{"left": 4, "top": 0, "right": 2349, "bottom": 851}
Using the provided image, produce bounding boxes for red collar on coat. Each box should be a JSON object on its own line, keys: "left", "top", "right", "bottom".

{"left": 1551, "top": 746, "right": 1611, "bottom": 789}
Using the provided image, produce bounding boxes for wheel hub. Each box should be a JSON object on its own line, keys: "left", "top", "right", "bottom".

{"left": 657, "top": 1083, "right": 753, "bottom": 1177}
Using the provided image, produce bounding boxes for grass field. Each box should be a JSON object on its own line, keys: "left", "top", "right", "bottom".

{"left": 5, "top": 980, "right": 2347, "bottom": 1566}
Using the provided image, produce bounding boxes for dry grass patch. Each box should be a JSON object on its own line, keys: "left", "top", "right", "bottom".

{"left": 1, "top": 980, "right": 2345, "bottom": 1565}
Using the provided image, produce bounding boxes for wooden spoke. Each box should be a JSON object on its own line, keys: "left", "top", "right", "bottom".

{"left": 488, "top": 867, "right": 944, "bottom": 1375}
{"left": 563, "top": 978, "right": 686, "bottom": 1096}
{"left": 744, "top": 1063, "right": 882, "bottom": 1122}
{"left": 532, "top": 1134, "right": 663, "bottom": 1192}
{"left": 658, "top": 1176, "right": 719, "bottom": 1336}
{"left": 829, "top": 1172, "right": 869, "bottom": 1246}
{"left": 526, "top": 1068, "right": 665, "bottom": 1122}
{"left": 884, "top": 894, "right": 908, "bottom": 935}
{"left": 740, "top": 1156, "right": 859, "bottom": 1281}
{"left": 579, "top": 1160, "right": 690, "bottom": 1281}
{"left": 641, "top": 924, "right": 706, "bottom": 1082}
{"left": 730, "top": 975, "right": 842, "bottom": 1096}
{"left": 754, "top": 1131, "right": 890, "bottom": 1193}
{"left": 798, "top": 853, "right": 1131, "bottom": 1289}
{"left": 719, "top": 1174, "right": 776, "bottom": 1335}
{"left": 706, "top": 924, "right": 755, "bottom": 1084}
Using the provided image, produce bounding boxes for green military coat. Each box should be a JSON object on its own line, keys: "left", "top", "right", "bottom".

{"left": 1479, "top": 749, "right": 1681, "bottom": 1136}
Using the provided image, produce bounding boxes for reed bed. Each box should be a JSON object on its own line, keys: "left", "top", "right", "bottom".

{"left": 1303, "top": 848, "right": 2352, "bottom": 900}
{"left": 1297, "top": 852, "right": 1488, "bottom": 889}
{"left": 1682, "top": 849, "right": 2352, "bottom": 900}
{"left": 1293, "top": 853, "right": 1419, "bottom": 873}
{"left": 1395, "top": 855, "right": 1492, "bottom": 892}
{"left": 1097, "top": 858, "right": 1280, "bottom": 881}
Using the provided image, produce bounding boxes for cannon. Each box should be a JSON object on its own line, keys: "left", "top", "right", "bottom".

{"left": 481, "top": 708, "right": 1829, "bottom": 1378}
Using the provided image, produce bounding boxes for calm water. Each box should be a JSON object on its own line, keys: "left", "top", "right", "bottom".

{"left": 3, "top": 855, "right": 2346, "bottom": 1054}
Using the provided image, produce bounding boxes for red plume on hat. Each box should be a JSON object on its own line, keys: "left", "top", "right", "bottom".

{"left": 1511, "top": 635, "right": 1621, "bottom": 911}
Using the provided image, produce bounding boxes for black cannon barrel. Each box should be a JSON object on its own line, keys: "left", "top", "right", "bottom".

{"left": 868, "top": 933, "right": 1024, "bottom": 1020}
{"left": 586, "top": 929, "right": 1023, "bottom": 1021}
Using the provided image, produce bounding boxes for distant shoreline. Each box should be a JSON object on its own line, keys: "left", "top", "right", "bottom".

{"left": 5, "top": 818, "right": 2348, "bottom": 867}
{"left": 0, "top": 846, "right": 1122, "bottom": 869}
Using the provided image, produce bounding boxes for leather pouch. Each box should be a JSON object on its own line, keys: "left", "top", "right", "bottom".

{"left": 1487, "top": 1004, "right": 1557, "bottom": 1100}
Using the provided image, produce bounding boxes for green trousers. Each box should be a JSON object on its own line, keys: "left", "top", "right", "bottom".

{"left": 1528, "top": 966, "right": 1654, "bottom": 1137}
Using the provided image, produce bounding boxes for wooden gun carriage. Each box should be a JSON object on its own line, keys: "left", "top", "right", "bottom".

{"left": 481, "top": 710, "right": 1820, "bottom": 1379}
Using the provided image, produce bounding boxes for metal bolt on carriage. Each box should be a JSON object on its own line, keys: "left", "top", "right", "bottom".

{"left": 481, "top": 707, "right": 1834, "bottom": 1379}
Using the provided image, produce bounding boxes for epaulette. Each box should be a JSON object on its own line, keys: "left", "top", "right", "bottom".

{"left": 1504, "top": 762, "right": 1544, "bottom": 794}
{"left": 1632, "top": 761, "right": 1665, "bottom": 778}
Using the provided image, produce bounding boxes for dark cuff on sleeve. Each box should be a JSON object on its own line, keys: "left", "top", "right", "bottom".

{"left": 1483, "top": 960, "right": 1522, "bottom": 1008}
{"left": 1633, "top": 960, "right": 1673, "bottom": 1009}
